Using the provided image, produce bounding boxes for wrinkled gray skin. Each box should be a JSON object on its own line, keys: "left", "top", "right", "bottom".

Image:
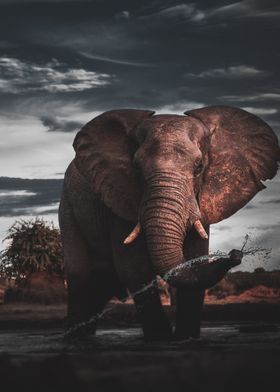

{"left": 59, "top": 106, "right": 279, "bottom": 341}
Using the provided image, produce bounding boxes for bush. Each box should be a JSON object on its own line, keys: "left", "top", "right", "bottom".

{"left": 0, "top": 218, "right": 64, "bottom": 284}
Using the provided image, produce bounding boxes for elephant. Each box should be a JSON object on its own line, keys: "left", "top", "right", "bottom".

{"left": 59, "top": 105, "right": 279, "bottom": 341}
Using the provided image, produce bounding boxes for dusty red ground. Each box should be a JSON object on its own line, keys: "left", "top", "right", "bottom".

{"left": 205, "top": 285, "right": 280, "bottom": 304}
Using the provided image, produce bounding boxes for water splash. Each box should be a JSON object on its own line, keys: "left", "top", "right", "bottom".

{"left": 64, "top": 307, "right": 113, "bottom": 339}
{"left": 64, "top": 234, "right": 272, "bottom": 338}
{"left": 241, "top": 234, "right": 249, "bottom": 252}
{"left": 139, "top": 232, "right": 271, "bottom": 291}
{"left": 238, "top": 232, "right": 272, "bottom": 266}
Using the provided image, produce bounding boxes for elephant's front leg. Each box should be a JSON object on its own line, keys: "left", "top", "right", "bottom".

{"left": 174, "top": 225, "right": 209, "bottom": 340}
{"left": 60, "top": 198, "right": 118, "bottom": 339}
{"left": 111, "top": 216, "right": 173, "bottom": 341}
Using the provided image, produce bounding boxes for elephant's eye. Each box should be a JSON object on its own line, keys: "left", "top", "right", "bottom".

{"left": 194, "top": 160, "right": 203, "bottom": 176}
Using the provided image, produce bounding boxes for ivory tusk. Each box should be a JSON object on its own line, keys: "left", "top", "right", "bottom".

{"left": 123, "top": 222, "right": 141, "bottom": 245}
{"left": 194, "top": 220, "right": 208, "bottom": 240}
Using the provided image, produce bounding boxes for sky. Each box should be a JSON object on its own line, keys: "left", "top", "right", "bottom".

{"left": 0, "top": 0, "right": 279, "bottom": 270}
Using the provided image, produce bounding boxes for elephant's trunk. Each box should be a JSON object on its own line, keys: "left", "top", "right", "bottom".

{"left": 141, "top": 172, "right": 198, "bottom": 280}
{"left": 140, "top": 171, "right": 239, "bottom": 289}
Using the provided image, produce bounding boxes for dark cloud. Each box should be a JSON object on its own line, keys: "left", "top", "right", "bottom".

{"left": 41, "top": 115, "right": 83, "bottom": 132}
{"left": 185, "top": 65, "right": 270, "bottom": 79}
{"left": 0, "top": 57, "right": 111, "bottom": 94}
{"left": 261, "top": 198, "right": 280, "bottom": 204}
{"left": 0, "top": 0, "right": 279, "bottom": 159}
{"left": 0, "top": 177, "right": 63, "bottom": 216}
{"left": 0, "top": 0, "right": 279, "bottom": 268}
{"left": 211, "top": 225, "right": 232, "bottom": 232}
{"left": 203, "top": 0, "right": 280, "bottom": 21}
{"left": 114, "top": 10, "right": 130, "bottom": 21}
{"left": 0, "top": 0, "right": 279, "bottom": 120}
{"left": 248, "top": 223, "right": 280, "bottom": 231}
{"left": 137, "top": 1, "right": 280, "bottom": 26}
{"left": 244, "top": 204, "right": 257, "bottom": 210}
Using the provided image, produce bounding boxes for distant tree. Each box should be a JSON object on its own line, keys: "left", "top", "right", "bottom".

{"left": 0, "top": 218, "right": 64, "bottom": 284}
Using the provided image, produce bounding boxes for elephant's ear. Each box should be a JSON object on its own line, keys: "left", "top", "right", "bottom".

{"left": 185, "top": 106, "right": 280, "bottom": 224}
{"left": 73, "top": 109, "right": 154, "bottom": 221}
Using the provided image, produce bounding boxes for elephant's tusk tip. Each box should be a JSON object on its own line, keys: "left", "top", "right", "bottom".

{"left": 123, "top": 222, "right": 141, "bottom": 245}
{"left": 194, "top": 220, "right": 208, "bottom": 240}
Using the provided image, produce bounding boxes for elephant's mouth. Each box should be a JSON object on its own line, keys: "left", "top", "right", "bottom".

{"left": 123, "top": 219, "right": 208, "bottom": 245}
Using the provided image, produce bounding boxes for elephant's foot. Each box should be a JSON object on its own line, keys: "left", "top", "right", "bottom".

{"left": 174, "top": 315, "right": 201, "bottom": 340}
{"left": 65, "top": 270, "right": 119, "bottom": 342}
{"left": 174, "top": 287, "right": 204, "bottom": 341}
{"left": 142, "top": 317, "right": 173, "bottom": 342}
{"left": 173, "top": 327, "right": 200, "bottom": 341}
{"left": 133, "top": 284, "right": 173, "bottom": 341}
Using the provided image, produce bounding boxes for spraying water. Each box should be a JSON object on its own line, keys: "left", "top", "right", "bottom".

{"left": 64, "top": 234, "right": 272, "bottom": 339}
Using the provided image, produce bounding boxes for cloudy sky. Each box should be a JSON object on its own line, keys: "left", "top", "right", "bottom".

{"left": 0, "top": 0, "right": 279, "bottom": 270}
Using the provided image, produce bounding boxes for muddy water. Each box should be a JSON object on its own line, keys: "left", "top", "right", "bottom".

{"left": 0, "top": 324, "right": 279, "bottom": 392}
{"left": 0, "top": 324, "right": 280, "bottom": 355}
{"left": 66, "top": 234, "right": 273, "bottom": 336}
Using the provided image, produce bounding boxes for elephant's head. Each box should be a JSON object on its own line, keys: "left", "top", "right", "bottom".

{"left": 73, "top": 106, "right": 280, "bottom": 288}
